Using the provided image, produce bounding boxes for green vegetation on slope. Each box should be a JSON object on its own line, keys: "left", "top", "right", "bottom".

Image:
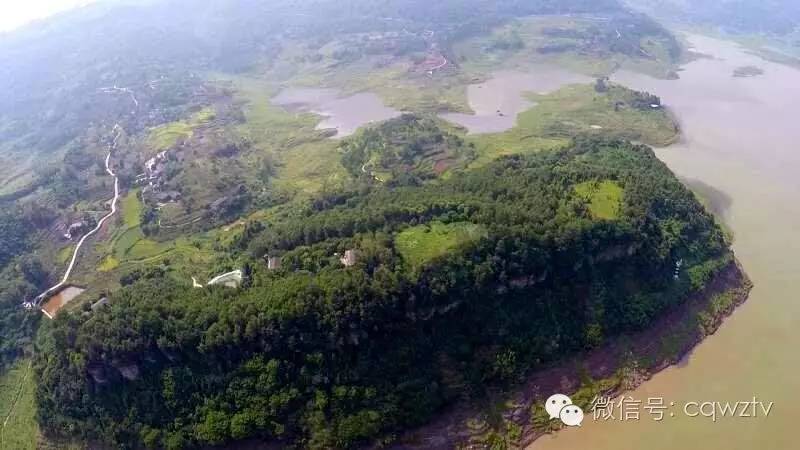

{"left": 469, "top": 82, "right": 678, "bottom": 164}
{"left": 628, "top": 0, "right": 800, "bottom": 62}
{"left": 0, "top": 360, "right": 37, "bottom": 450}
{"left": 36, "top": 138, "right": 730, "bottom": 449}
{"left": 0, "top": 210, "right": 42, "bottom": 369}
{"left": 227, "top": 76, "right": 347, "bottom": 197}
{"left": 574, "top": 180, "right": 624, "bottom": 220}
{"left": 395, "top": 222, "right": 487, "bottom": 268}
{"left": 145, "top": 108, "right": 216, "bottom": 153}
{"left": 341, "top": 114, "right": 476, "bottom": 182}
{"left": 0, "top": 2, "right": 719, "bottom": 449}
{"left": 0, "top": 211, "right": 31, "bottom": 271}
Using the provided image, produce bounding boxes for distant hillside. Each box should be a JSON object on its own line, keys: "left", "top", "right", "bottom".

{"left": 0, "top": 0, "right": 629, "bottom": 159}
{"left": 627, "top": 0, "right": 800, "bottom": 35}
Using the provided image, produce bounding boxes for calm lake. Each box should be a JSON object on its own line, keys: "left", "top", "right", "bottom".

{"left": 271, "top": 88, "right": 401, "bottom": 138}
{"left": 530, "top": 34, "right": 800, "bottom": 450}
{"left": 440, "top": 68, "right": 590, "bottom": 133}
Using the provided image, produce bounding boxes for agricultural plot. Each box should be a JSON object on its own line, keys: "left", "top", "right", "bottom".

{"left": 574, "top": 180, "right": 624, "bottom": 220}
{"left": 395, "top": 221, "right": 487, "bottom": 268}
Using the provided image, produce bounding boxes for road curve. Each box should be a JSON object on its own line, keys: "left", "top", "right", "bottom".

{"left": 34, "top": 125, "right": 123, "bottom": 305}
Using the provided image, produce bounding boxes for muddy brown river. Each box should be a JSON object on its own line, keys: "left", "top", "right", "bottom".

{"left": 530, "top": 34, "right": 800, "bottom": 450}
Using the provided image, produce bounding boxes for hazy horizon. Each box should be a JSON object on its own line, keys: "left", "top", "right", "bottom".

{"left": 0, "top": 0, "right": 98, "bottom": 32}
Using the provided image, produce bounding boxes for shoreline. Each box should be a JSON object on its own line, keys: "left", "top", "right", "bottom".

{"left": 385, "top": 258, "right": 752, "bottom": 449}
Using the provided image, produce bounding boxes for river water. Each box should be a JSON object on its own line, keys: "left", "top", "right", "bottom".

{"left": 530, "top": 34, "right": 800, "bottom": 450}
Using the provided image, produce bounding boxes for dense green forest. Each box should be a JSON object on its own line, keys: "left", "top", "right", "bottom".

{"left": 0, "top": 0, "right": 738, "bottom": 448}
{"left": 0, "top": 211, "right": 43, "bottom": 369}
{"left": 0, "top": 210, "right": 30, "bottom": 270}
{"left": 0, "top": 259, "right": 44, "bottom": 368}
{"left": 36, "top": 137, "right": 730, "bottom": 449}
{"left": 340, "top": 114, "right": 476, "bottom": 181}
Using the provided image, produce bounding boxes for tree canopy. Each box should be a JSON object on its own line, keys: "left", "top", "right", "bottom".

{"left": 36, "top": 137, "right": 730, "bottom": 449}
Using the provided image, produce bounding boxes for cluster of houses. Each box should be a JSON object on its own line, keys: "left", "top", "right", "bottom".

{"left": 137, "top": 150, "right": 182, "bottom": 205}
{"left": 262, "top": 249, "right": 359, "bottom": 274}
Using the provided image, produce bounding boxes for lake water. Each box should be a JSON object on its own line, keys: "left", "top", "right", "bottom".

{"left": 530, "top": 34, "right": 800, "bottom": 450}
{"left": 440, "top": 68, "right": 590, "bottom": 133}
{"left": 271, "top": 88, "right": 401, "bottom": 138}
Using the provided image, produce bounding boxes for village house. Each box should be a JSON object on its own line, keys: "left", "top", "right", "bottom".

{"left": 65, "top": 221, "right": 86, "bottom": 240}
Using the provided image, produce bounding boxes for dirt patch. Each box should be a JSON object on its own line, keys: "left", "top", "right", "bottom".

{"left": 381, "top": 260, "right": 752, "bottom": 449}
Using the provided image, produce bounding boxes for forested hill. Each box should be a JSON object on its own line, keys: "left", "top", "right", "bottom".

{"left": 36, "top": 137, "right": 731, "bottom": 449}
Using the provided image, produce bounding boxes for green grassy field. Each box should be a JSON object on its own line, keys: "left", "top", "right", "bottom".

{"left": 146, "top": 121, "right": 193, "bottom": 153}
{"left": 0, "top": 360, "right": 38, "bottom": 450}
{"left": 574, "top": 180, "right": 624, "bottom": 220}
{"left": 127, "top": 238, "right": 174, "bottom": 260}
{"left": 112, "top": 225, "right": 145, "bottom": 260}
{"left": 108, "top": 189, "right": 177, "bottom": 261}
{"left": 56, "top": 244, "right": 75, "bottom": 265}
{"left": 121, "top": 189, "right": 142, "bottom": 227}
{"left": 395, "top": 222, "right": 487, "bottom": 268}
{"left": 468, "top": 83, "right": 679, "bottom": 164}
{"left": 97, "top": 255, "right": 120, "bottom": 272}
{"left": 144, "top": 107, "right": 216, "bottom": 153}
{"left": 224, "top": 75, "right": 349, "bottom": 196}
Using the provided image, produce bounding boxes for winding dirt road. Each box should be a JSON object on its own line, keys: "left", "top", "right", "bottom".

{"left": 32, "top": 85, "right": 141, "bottom": 307}
{"left": 34, "top": 126, "right": 123, "bottom": 305}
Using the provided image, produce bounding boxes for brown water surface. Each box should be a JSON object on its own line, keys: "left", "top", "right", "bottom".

{"left": 41, "top": 285, "right": 85, "bottom": 318}
{"left": 530, "top": 34, "right": 800, "bottom": 450}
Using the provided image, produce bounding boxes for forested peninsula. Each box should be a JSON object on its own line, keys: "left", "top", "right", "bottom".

{"left": 36, "top": 135, "right": 741, "bottom": 449}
